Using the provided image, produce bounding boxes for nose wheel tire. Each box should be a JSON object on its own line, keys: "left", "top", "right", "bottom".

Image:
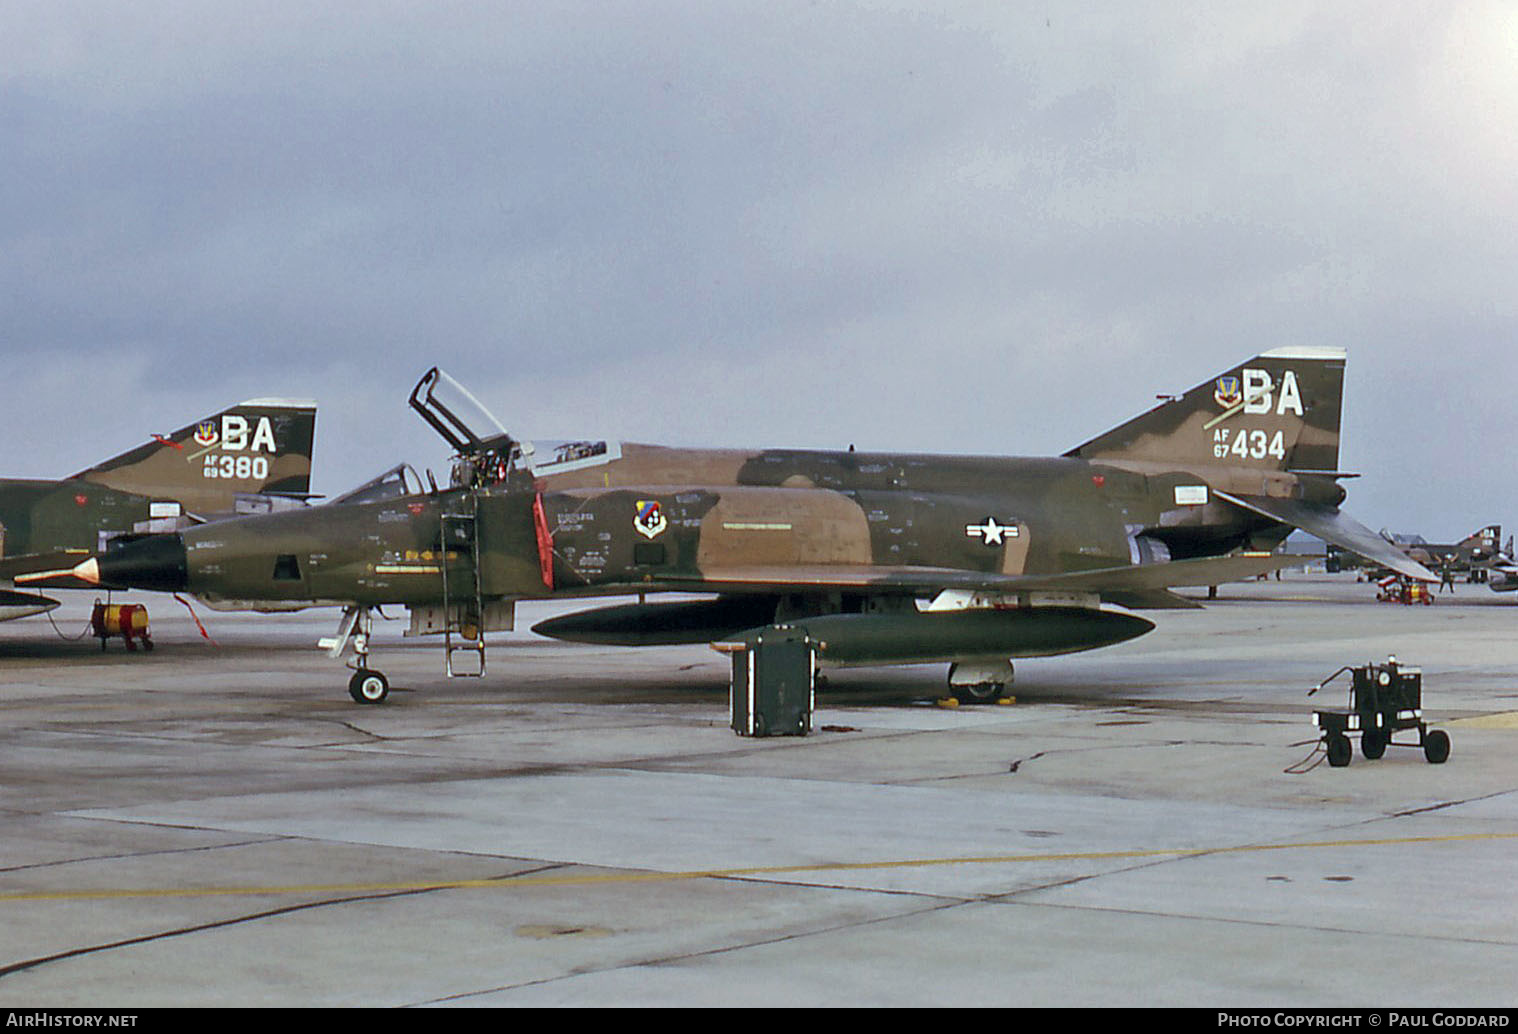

{"left": 348, "top": 669, "right": 390, "bottom": 705}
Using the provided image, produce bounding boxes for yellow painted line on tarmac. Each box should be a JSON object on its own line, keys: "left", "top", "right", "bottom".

{"left": 1446, "top": 712, "right": 1518, "bottom": 730}
{"left": 4, "top": 831, "right": 1518, "bottom": 905}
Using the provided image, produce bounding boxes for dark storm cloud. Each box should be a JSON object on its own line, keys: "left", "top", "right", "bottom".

{"left": 5, "top": 4, "right": 1017, "bottom": 379}
{"left": 2, "top": 2, "right": 1514, "bottom": 534}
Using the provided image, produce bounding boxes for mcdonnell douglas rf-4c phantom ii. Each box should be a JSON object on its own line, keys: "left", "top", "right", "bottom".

{"left": 3, "top": 399, "right": 317, "bottom": 626}
{"left": 50, "top": 349, "right": 1432, "bottom": 703}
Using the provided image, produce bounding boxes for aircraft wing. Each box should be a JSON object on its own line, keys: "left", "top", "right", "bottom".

{"left": 0, "top": 587, "right": 61, "bottom": 621}
{"left": 1216, "top": 491, "right": 1436, "bottom": 582}
{"left": 651, "top": 552, "right": 1297, "bottom": 597}
{"left": 535, "top": 553, "right": 1281, "bottom": 647}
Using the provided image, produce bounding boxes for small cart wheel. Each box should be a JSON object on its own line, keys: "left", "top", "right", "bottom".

{"left": 1362, "top": 728, "right": 1387, "bottom": 760}
{"left": 348, "top": 669, "right": 390, "bottom": 705}
{"left": 1326, "top": 734, "right": 1352, "bottom": 768}
{"left": 1423, "top": 729, "right": 1450, "bottom": 764}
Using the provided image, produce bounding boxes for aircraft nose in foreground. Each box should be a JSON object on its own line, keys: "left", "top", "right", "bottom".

{"left": 84, "top": 534, "right": 190, "bottom": 593}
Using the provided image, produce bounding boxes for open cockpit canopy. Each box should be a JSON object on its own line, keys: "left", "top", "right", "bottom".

{"left": 408, "top": 367, "right": 621, "bottom": 489}
{"left": 409, "top": 367, "right": 510, "bottom": 454}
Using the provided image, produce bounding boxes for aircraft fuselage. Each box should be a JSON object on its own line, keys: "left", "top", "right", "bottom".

{"left": 98, "top": 445, "right": 1327, "bottom": 610}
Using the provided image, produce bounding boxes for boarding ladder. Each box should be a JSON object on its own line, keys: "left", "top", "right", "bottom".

{"left": 439, "top": 499, "right": 486, "bottom": 677}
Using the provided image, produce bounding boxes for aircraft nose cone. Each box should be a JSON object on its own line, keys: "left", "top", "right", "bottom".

{"left": 97, "top": 534, "right": 188, "bottom": 592}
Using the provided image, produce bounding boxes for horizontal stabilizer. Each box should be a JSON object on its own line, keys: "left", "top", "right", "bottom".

{"left": 1217, "top": 491, "right": 1436, "bottom": 582}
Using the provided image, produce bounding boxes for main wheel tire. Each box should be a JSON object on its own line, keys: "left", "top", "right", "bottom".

{"left": 946, "top": 662, "right": 1013, "bottom": 704}
{"left": 958, "top": 681, "right": 1007, "bottom": 703}
{"left": 1424, "top": 729, "right": 1451, "bottom": 764}
{"left": 348, "top": 669, "right": 390, "bottom": 705}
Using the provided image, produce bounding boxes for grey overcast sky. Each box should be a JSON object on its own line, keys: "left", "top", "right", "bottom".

{"left": 3, "top": 2, "right": 1514, "bottom": 538}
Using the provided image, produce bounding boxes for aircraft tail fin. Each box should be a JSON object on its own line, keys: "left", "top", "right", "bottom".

{"left": 73, "top": 399, "right": 318, "bottom": 516}
{"left": 1459, "top": 525, "right": 1501, "bottom": 553}
{"left": 1064, "top": 347, "right": 1346, "bottom": 474}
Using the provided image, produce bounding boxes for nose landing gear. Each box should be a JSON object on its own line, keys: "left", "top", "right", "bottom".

{"left": 322, "top": 606, "right": 392, "bottom": 705}
{"left": 348, "top": 667, "right": 390, "bottom": 705}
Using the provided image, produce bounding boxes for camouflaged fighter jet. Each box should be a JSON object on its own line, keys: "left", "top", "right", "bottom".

{"left": 3, "top": 399, "right": 316, "bottom": 622}
{"left": 49, "top": 351, "right": 1432, "bottom": 704}
{"left": 1334, "top": 524, "right": 1504, "bottom": 583}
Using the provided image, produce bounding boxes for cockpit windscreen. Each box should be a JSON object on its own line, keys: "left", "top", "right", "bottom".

{"left": 331, "top": 464, "right": 426, "bottom": 506}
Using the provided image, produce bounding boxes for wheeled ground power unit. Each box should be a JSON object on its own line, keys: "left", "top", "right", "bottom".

{"left": 1309, "top": 657, "right": 1450, "bottom": 767}
{"left": 90, "top": 601, "right": 153, "bottom": 652}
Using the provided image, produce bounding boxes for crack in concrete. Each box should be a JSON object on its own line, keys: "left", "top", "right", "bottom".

{"left": 414, "top": 895, "right": 966, "bottom": 1006}
{"left": 0, "top": 863, "right": 570, "bottom": 985}
{"left": 0, "top": 835, "right": 285, "bottom": 875}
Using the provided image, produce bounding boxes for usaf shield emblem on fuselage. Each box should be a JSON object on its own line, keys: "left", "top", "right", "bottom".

{"left": 634, "top": 500, "right": 667, "bottom": 539}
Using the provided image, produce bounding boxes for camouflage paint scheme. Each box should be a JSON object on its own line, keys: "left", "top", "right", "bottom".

{"left": 1, "top": 400, "right": 316, "bottom": 620}
{"left": 1333, "top": 524, "right": 1504, "bottom": 582}
{"left": 61, "top": 349, "right": 1434, "bottom": 699}
{"left": 1399, "top": 525, "right": 1503, "bottom": 574}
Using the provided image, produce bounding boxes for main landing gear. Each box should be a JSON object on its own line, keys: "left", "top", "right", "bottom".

{"left": 321, "top": 606, "right": 391, "bottom": 705}
{"left": 943, "top": 660, "right": 1015, "bottom": 705}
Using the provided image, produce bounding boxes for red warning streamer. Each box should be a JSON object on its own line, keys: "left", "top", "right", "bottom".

{"left": 173, "top": 593, "right": 220, "bottom": 647}
{"left": 532, "top": 493, "right": 555, "bottom": 590}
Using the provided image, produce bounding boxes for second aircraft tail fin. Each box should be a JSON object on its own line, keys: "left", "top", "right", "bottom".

{"left": 74, "top": 398, "right": 318, "bottom": 517}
